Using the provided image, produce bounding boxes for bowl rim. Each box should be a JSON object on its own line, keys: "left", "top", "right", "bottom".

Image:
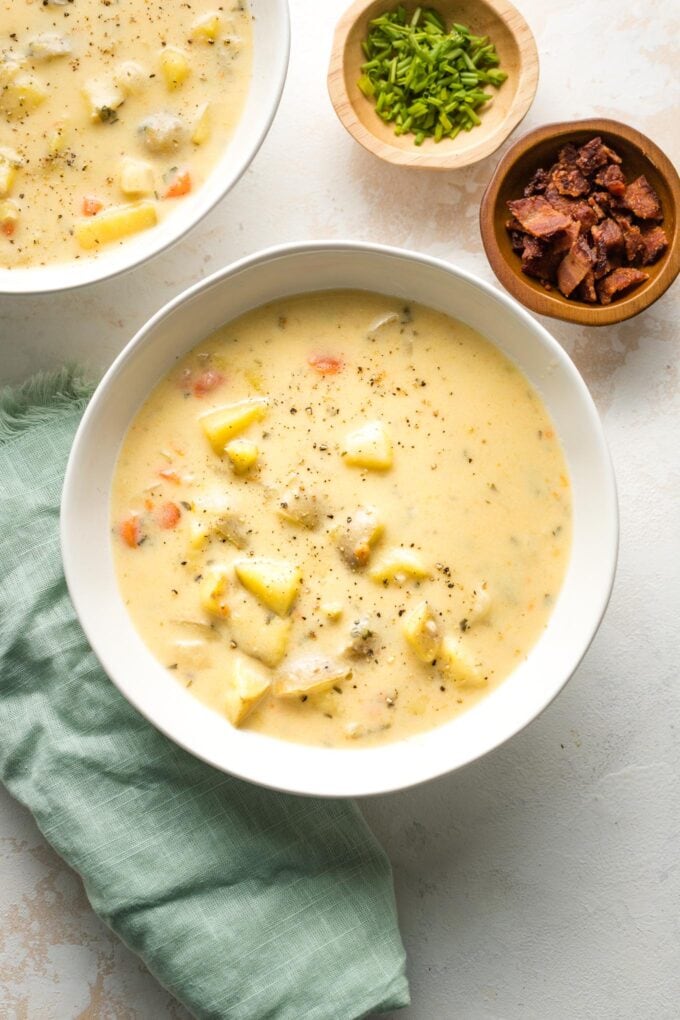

{"left": 0, "top": 0, "right": 291, "bottom": 297}
{"left": 479, "top": 117, "right": 680, "bottom": 325}
{"left": 61, "top": 240, "right": 619, "bottom": 797}
{"left": 327, "top": 0, "right": 539, "bottom": 170}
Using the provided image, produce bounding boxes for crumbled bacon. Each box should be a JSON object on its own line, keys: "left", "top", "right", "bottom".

{"left": 622, "top": 175, "right": 662, "bottom": 220}
{"left": 597, "top": 267, "right": 649, "bottom": 305}
{"left": 575, "top": 137, "right": 612, "bottom": 175}
{"left": 552, "top": 220, "right": 581, "bottom": 254}
{"left": 506, "top": 196, "right": 572, "bottom": 238}
{"left": 614, "top": 213, "right": 645, "bottom": 262}
{"left": 523, "top": 168, "right": 549, "bottom": 197}
{"left": 544, "top": 187, "right": 598, "bottom": 232}
{"left": 551, "top": 164, "right": 590, "bottom": 197}
{"left": 592, "top": 218, "right": 624, "bottom": 254}
{"left": 557, "top": 235, "right": 595, "bottom": 297}
{"left": 595, "top": 163, "right": 626, "bottom": 197}
{"left": 558, "top": 143, "right": 579, "bottom": 165}
{"left": 639, "top": 225, "right": 669, "bottom": 265}
{"left": 504, "top": 136, "right": 668, "bottom": 306}
{"left": 577, "top": 271, "right": 598, "bottom": 303}
{"left": 520, "top": 235, "right": 563, "bottom": 282}
{"left": 591, "top": 218, "right": 624, "bottom": 279}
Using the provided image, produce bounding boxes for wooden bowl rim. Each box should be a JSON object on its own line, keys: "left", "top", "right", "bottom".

{"left": 479, "top": 118, "right": 680, "bottom": 325}
{"left": 327, "top": 0, "right": 539, "bottom": 170}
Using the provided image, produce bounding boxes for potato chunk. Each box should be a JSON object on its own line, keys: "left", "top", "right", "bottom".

{"left": 159, "top": 47, "right": 191, "bottom": 90}
{"left": 369, "top": 548, "right": 430, "bottom": 586}
{"left": 0, "top": 160, "right": 16, "bottom": 198}
{"left": 277, "top": 478, "right": 323, "bottom": 529}
{"left": 0, "top": 74, "right": 47, "bottom": 119}
{"left": 225, "top": 438, "right": 259, "bottom": 475}
{"left": 438, "top": 635, "right": 486, "bottom": 687}
{"left": 225, "top": 656, "right": 271, "bottom": 727}
{"left": 114, "top": 60, "right": 149, "bottom": 95}
{"left": 191, "top": 102, "right": 211, "bottom": 145}
{"left": 234, "top": 557, "right": 301, "bottom": 617}
{"left": 228, "top": 605, "right": 291, "bottom": 668}
{"left": 273, "top": 655, "right": 352, "bottom": 699}
{"left": 27, "top": 33, "right": 72, "bottom": 61}
{"left": 337, "top": 506, "right": 384, "bottom": 568}
{"left": 344, "top": 615, "right": 377, "bottom": 658}
{"left": 189, "top": 502, "right": 249, "bottom": 551}
{"left": 200, "top": 398, "right": 268, "bottom": 453}
{"left": 343, "top": 421, "right": 393, "bottom": 470}
{"left": 191, "top": 12, "right": 222, "bottom": 42}
{"left": 82, "top": 77, "right": 125, "bottom": 122}
{"left": 74, "top": 201, "right": 157, "bottom": 250}
{"left": 119, "top": 157, "right": 154, "bottom": 197}
{"left": 200, "top": 568, "right": 230, "bottom": 619}
{"left": 138, "top": 112, "right": 188, "bottom": 154}
{"left": 402, "top": 600, "right": 441, "bottom": 664}
{"left": 466, "top": 584, "right": 491, "bottom": 625}
{"left": 47, "top": 121, "right": 69, "bottom": 156}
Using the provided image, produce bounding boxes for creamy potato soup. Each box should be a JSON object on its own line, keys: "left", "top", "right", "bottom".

{"left": 112, "top": 292, "right": 572, "bottom": 748}
{"left": 0, "top": 0, "right": 252, "bottom": 268}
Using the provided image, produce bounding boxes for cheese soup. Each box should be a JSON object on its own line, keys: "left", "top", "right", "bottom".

{"left": 0, "top": 0, "right": 252, "bottom": 268}
{"left": 112, "top": 291, "right": 572, "bottom": 748}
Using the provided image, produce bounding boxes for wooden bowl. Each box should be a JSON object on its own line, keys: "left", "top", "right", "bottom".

{"left": 328, "top": 0, "right": 539, "bottom": 170}
{"left": 479, "top": 119, "right": 680, "bottom": 325}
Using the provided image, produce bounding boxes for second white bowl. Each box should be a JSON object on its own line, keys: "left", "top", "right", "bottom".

{"left": 0, "top": 0, "right": 290, "bottom": 296}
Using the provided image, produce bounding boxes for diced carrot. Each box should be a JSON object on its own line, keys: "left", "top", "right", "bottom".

{"left": 156, "top": 501, "right": 181, "bottom": 529}
{"left": 82, "top": 196, "right": 103, "bottom": 217}
{"left": 164, "top": 170, "right": 191, "bottom": 199}
{"left": 308, "top": 353, "right": 343, "bottom": 375}
{"left": 192, "top": 369, "right": 224, "bottom": 397}
{"left": 159, "top": 467, "right": 181, "bottom": 484}
{"left": 120, "top": 515, "right": 142, "bottom": 548}
{"left": 1, "top": 220, "right": 15, "bottom": 237}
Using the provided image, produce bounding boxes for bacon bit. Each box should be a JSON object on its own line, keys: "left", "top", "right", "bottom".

{"left": 192, "top": 369, "right": 224, "bottom": 397}
{"left": 156, "top": 501, "right": 181, "bottom": 529}
{"left": 82, "top": 196, "right": 103, "bottom": 217}
{"left": 308, "top": 353, "right": 344, "bottom": 375}
{"left": 639, "top": 225, "right": 669, "bottom": 266}
{"left": 597, "top": 266, "right": 649, "bottom": 305}
{"left": 120, "top": 516, "right": 142, "bottom": 548}
{"left": 506, "top": 196, "right": 572, "bottom": 239}
{"left": 165, "top": 170, "right": 191, "bottom": 199}
{"left": 159, "top": 467, "right": 181, "bottom": 484}
{"left": 622, "top": 175, "right": 662, "bottom": 221}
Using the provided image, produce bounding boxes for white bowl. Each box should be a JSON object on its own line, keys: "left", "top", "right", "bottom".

{"left": 0, "top": 0, "right": 290, "bottom": 296}
{"left": 61, "top": 242, "right": 618, "bottom": 797}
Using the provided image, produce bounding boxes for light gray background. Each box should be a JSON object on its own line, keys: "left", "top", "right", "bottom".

{"left": 1, "top": 0, "right": 678, "bottom": 1016}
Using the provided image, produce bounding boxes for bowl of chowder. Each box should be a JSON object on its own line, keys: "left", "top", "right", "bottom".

{"left": 0, "top": 0, "right": 289, "bottom": 294}
{"left": 61, "top": 242, "right": 618, "bottom": 796}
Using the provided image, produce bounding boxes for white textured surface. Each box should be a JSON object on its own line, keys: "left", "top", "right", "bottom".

{"left": 1, "top": 0, "right": 678, "bottom": 1016}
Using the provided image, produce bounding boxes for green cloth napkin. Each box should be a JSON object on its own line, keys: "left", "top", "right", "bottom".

{"left": 0, "top": 368, "right": 409, "bottom": 1020}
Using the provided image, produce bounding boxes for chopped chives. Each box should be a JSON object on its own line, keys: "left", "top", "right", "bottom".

{"left": 359, "top": 6, "right": 507, "bottom": 145}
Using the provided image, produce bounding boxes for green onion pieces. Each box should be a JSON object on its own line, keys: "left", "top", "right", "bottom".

{"left": 358, "top": 6, "right": 508, "bottom": 145}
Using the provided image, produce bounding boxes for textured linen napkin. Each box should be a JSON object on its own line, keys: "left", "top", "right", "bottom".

{"left": 0, "top": 368, "right": 409, "bottom": 1020}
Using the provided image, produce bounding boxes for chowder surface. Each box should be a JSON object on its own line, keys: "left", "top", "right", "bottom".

{"left": 112, "top": 291, "right": 572, "bottom": 747}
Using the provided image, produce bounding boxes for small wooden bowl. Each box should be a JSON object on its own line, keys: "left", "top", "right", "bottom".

{"left": 479, "top": 119, "right": 680, "bottom": 325}
{"left": 328, "top": 0, "right": 539, "bottom": 170}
